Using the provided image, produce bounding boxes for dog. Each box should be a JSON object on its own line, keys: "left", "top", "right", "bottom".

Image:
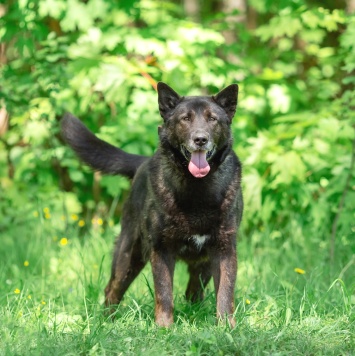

{"left": 61, "top": 82, "right": 243, "bottom": 327}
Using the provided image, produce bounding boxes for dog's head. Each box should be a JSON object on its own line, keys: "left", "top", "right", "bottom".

{"left": 157, "top": 82, "right": 238, "bottom": 178}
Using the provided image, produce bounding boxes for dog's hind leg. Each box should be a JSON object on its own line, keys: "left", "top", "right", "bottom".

{"left": 104, "top": 234, "right": 146, "bottom": 313}
{"left": 185, "top": 261, "right": 212, "bottom": 302}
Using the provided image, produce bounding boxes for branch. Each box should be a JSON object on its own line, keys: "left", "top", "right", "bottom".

{"left": 330, "top": 127, "right": 355, "bottom": 262}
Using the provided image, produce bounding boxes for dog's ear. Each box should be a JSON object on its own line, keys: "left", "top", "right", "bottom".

{"left": 157, "top": 82, "right": 181, "bottom": 120}
{"left": 213, "top": 84, "right": 238, "bottom": 121}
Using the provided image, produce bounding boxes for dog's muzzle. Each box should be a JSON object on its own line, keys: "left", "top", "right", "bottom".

{"left": 181, "top": 145, "right": 215, "bottom": 162}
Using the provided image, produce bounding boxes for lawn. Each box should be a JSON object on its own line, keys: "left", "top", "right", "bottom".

{"left": 0, "top": 209, "right": 353, "bottom": 355}
{"left": 1, "top": 1, "right": 354, "bottom": 355}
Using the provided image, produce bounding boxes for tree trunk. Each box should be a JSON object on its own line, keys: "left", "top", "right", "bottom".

{"left": 222, "top": 0, "right": 246, "bottom": 44}
{"left": 347, "top": 0, "right": 355, "bottom": 13}
{"left": 0, "top": 5, "right": 7, "bottom": 65}
{"left": 0, "top": 5, "right": 8, "bottom": 137}
{"left": 184, "top": 0, "right": 200, "bottom": 21}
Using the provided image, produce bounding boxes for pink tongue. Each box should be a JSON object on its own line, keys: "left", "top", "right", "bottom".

{"left": 188, "top": 151, "right": 210, "bottom": 178}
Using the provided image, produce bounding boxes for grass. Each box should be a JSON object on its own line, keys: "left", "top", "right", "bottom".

{"left": 0, "top": 207, "right": 354, "bottom": 355}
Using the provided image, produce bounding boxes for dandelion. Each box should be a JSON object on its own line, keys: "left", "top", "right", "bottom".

{"left": 44, "top": 212, "right": 51, "bottom": 219}
{"left": 43, "top": 207, "right": 50, "bottom": 214}
{"left": 14, "top": 288, "right": 20, "bottom": 294}
{"left": 92, "top": 217, "right": 104, "bottom": 226}
{"left": 41, "top": 301, "right": 46, "bottom": 305}
{"left": 17, "top": 311, "right": 23, "bottom": 317}
{"left": 71, "top": 214, "right": 79, "bottom": 221}
{"left": 245, "top": 299, "right": 251, "bottom": 305}
{"left": 28, "top": 295, "right": 32, "bottom": 299}
{"left": 294, "top": 267, "right": 306, "bottom": 275}
{"left": 24, "top": 260, "right": 29, "bottom": 267}
{"left": 78, "top": 219, "right": 85, "bottom": 227}
{"left": 60, "top": 237, "right": 68, "bottom": 246}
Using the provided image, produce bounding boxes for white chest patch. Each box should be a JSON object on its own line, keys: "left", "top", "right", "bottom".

{"left": 191, "top": 234, "right": 210, "bottom": 250}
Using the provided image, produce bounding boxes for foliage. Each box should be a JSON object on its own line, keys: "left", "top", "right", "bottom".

{"left": 1, "top": 1, "right": 354, "bottom": 244}
{"left": 0, "top": 0, "right": 354, "bottom": 352}
{"left": 0, "top": 0, "right": 235, "bottom": 223}
{"left": 232, "top": 5, "right": 355, "bottom": 250}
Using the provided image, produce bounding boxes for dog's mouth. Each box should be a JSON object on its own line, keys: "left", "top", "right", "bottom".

{"left": 181, "top": 145, "right": 215, "bottom": 178}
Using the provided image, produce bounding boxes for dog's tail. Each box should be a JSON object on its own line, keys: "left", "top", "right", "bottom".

{"left": 61, "top": 113, "right": 149, "bottom": 179}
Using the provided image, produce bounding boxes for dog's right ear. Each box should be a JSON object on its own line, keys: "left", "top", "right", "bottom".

{"left": 157, "top": 82, "right": 181, "bottom": 120}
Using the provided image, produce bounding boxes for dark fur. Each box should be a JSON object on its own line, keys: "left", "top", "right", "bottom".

{"left": 61, "top": 82, "right": 243, "bottom": 327}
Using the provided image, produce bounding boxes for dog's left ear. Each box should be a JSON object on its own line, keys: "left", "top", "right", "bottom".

{"left": 213, "top": 84, "right": 238, "bottom": 121}
{"left": 157, "top": 82, "right": 181, "bottom": 120}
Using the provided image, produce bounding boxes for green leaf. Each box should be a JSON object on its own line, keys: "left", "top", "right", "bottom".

{"left": 270, "top": 151, "right": 306, "bottom": 187}
{"left": 61, "top": 0, "right": 94, "bottom": 32}
{"left": 267, "top": 85, "right": 291, "bottom": 114}
{"left": 38, "top": 0, "right": 66, "bottom": 19}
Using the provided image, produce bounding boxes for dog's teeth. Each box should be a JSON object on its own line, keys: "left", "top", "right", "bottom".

{"left": 181, "top": 146, "right": 191, "bottom": 160}
{"left": 206, "top": 148, "right": 215, "bottom": 160}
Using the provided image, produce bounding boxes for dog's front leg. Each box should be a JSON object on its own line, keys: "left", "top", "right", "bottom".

{"left": 211, "top": 239, "right": 237, "bottom": 328}
{"left": 150, "top": 248, "right": 175, "bottom": 327}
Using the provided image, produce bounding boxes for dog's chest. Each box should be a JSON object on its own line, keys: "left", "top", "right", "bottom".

{"left": 164, "top": 207, "right": 220, "bottom": 240}
{"left": 190, "top": 234, "right": 210, "bottom": 250}
{"left": 178, "top": 234, "right": 210, "bottom": 255}
{"left": 161, "top": 190, "right": 225, "bottom": 238}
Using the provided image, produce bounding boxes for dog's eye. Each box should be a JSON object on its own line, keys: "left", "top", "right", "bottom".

{"left": 209, "top": 116, "right": 217, "bottom": 122}
{"left": 182, "top": 116, "right": 190, "bottom": 122}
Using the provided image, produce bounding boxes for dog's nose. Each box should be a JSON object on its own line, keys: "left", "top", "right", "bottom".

{"left": 193, "top": 135, "right": 208, "bottom": 147}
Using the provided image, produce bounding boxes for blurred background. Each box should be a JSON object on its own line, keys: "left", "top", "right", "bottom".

{"left": 0, "top": 0, "right": 354, "bottom": 266}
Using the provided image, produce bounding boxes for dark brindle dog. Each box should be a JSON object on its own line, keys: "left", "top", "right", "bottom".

{"left": 61, "top": 82, "right": 243, "bottom": 327}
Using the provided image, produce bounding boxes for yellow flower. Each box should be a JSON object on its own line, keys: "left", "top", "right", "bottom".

{"left": 60, "top": 237, "right": 68, "bottom": 246}
{"left": 28, "top": 295, "right": 32, "bottom": 299}
{"left": 24, "top": 260, "right": 29, "bottom": 267}
{"left": 43, "top": 207, "right": 50, "bottom": 214}
{"left": 245, "top": 299, "right": 251, "bottom": 305}
{"left": 294, "top": 267, "right": 306, "bottom": 275}
{"left": 14, "top": 288, "right": 20, "bottom": 294}
{"left": 41, "top": 301, "right": 46, "bottom": 305}
{"left": 33, "top": 211, "right": 39, "bottom": 218}
{"left": 44, "top": 213, "right": 51, "bottom": 219}
{"left": 71, "top": 214, "right": 79, "bottom": 221}
{"left": 78, "top": 219, "right": 85, "bottom": 227}
{"left": 92, "top": 217, "right": 104, "bottom": 226}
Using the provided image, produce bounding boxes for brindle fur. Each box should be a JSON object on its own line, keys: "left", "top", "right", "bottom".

{"left": 61, "top": 82, "right": 243, "bottom": 327}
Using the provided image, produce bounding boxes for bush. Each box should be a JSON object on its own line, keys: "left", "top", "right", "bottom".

{"left": 0, "top": 0, "right": 354, "bottom": 260}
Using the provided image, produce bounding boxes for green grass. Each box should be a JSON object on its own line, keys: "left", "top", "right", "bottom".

{"left": 0, "top": 209, "right": 354, "bottom": 355}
